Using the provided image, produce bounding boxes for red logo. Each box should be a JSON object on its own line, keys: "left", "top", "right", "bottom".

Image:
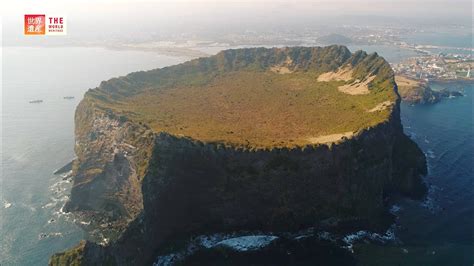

{"left": 24, "top": 14, "right": 46, "bottom": 35}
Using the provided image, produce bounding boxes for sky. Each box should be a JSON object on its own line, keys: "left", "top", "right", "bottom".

{"left": 1, "top": 0, "right": 471, "bottom": 14}
{"left": 0, "top": 0, "right": 472, "bottom": 45}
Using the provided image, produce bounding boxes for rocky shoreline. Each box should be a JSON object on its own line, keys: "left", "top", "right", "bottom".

{"left": 395, "top": 75, "right": 465, "bottom": 104}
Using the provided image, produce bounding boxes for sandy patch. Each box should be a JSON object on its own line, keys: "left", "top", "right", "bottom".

{"left": 270, "top": 66, "right": 292, "bottom": 74}
{"left": 307, "top": 131, "right": 353, "bottom": 144}
{"left": 395, "top": 75, "right": 420, "bottom": 87}
{"left": 338, "top": 75, "right": 375, "bottom": 95}
{"left": 317, "top": 66, "right": 353, "bottom": 82}
{"left": 317, "top": 66, "right": 374, "bottom": 95}
{"left": 368, "top": 101, "right": 393, "bottom": 112}
{"left": 270, "top": 56, "right": 294, "bottom": 74}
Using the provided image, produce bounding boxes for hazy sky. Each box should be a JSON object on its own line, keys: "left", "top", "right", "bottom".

{"left": 2, "top": 0, "right": 471, "bottom": 15}
{"left": 1, "top": 0, "right": 472, "bottom": 44}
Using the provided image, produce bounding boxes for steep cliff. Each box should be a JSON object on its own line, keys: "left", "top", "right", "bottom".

{"left": 62, "top": 99, "right": 155, "bottom": 233}
{"left": 51, "top": 46, "right": 426, "bottom": 265}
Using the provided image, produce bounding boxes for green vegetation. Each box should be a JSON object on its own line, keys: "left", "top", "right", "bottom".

{"left": 84, "top": 46, "right": 397, "bottom": 148}
{"left": 49, "top": 241, "right": 86, "bottom": 266}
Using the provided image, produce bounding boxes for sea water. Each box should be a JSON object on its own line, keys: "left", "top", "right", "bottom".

{"left": 354, "top": 81, "right": 473, "bottom": 265}
{"left": 1, "top": 45, "right": 472, "bottom": 265}
{"left": 0, "top": 47, "right": 189, "bottom": 265}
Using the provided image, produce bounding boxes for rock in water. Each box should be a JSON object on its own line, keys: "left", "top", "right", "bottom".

{"left": 395, "top": 75, "right": 464, "bottom": 104}
{"left": 53, "top": 160, "right": 75, "bottom": 175}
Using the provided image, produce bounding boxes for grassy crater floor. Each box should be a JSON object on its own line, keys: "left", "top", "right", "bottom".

{"left": 81, "top": 46, "right": 398, "bottom": 148}
{"left": 106, "top": 70, "right": 395, "bottom": 148}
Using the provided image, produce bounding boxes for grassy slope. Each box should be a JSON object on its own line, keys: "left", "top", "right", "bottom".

{"left": 49, "top": 241, "right": 86, "bottom": 266}
{"left": 83, "top": 46, "right": 397, "bottom": 148}
{"left": 114, "top": 71, "right": 394, "bottom": 147}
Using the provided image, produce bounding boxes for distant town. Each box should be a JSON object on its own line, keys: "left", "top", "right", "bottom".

{"left": 392, "top": 53, "right": 473, "bottom": 81}
{"left": 15, "top": 21, "right": 473, "bottom": 82}
{"left": 117, "top": 24, "right": 474, "bottom": 83}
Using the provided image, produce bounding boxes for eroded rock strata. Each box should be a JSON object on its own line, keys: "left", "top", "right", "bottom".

{"left": 50, "top": 46, "right": 426, "bottom": 265}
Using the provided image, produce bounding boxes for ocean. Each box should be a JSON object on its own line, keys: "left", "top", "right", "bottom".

{"left": 354, "top": 80, "right": 473, "bottom": 265}
{"left": 0, "top": 46, "right": 472, "bottom": 265}
{"left": 0, "top": 47, "right": 189, "bottom": 265}
{"left": 401, "top": 29, "right": 473, "bottom": 55}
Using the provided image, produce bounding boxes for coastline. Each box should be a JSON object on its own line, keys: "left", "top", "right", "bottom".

{"left": 429, "top": 78, "right": 474, "bottom": 85}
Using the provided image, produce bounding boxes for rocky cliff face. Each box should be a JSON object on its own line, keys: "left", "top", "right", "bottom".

{"left": 51, "top": 46, "right": 427, "bottom": 265}
{"left": 395, "top": 75, "right": 464, "bottom": 104}
{"left": 53, "top": 100, "right": 426, "bottom": 266}
{"left": 117, "top": 101, "right": 425, "bottom": 265}
{"left": 63, "top": 99, "right": 155, "bottom": 231}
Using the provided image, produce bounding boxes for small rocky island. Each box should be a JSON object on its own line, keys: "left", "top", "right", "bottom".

{"left": 395, "top": 75, "right": 464, "bottom": 104}
{"left": 50, "top": 46, "right": 427, "bottom": 265}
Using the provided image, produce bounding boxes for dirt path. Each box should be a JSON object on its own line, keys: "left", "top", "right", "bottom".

{"left": 270, "top": 56, "right": 294, "bottom": 74}
{"left": 337, "top": 75, "right": 375, "bottom": 95}
{"left": 317, "top": 66, "right": 374, "bottom": 95}
{"left": 317, "top": 66, "right": 353, "bottom": 82}
{"left": 368, "top": 101, "right": 393, "bottom": 112}
{"left": 307, "top": 131, "right": 353, "bottom": 144}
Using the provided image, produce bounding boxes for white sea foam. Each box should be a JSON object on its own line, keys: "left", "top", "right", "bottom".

{"left": 49, "top": 180, "right": 69, "bottom": 193}
{"left": 153, "top": 253, "right": 184, "bottom": 266}
{"left": 46, "top": 174, "right": 76, "bottom": 224}
{"left": 389, "top": 204, "right": 402, "bottom": 214}
{"left": 215, "top": 235, "right": 278, "bottom": 251}
{"left": 154, "top": 223, "right": 400, "bottom": 265}
{"left": 42, "top": 202, "right": 55, "bottom": 209}
{"left": 195, "top": 234, "right": 226, "bottom": 248}
{"left": 4, "top": 200, "right": 12, "bottom": 209}
{"left": 154, "top": 233, "right": 278, "bottom": 265}
{"left": 38, "top": 232, "right": 63, "bottom": 240}
{"left": 317, "top": 231, "right": 336, "bottom": 242}
{"left": 426, "top": 149, "right": 436, "bottom": 159}
{"left": 406, "top": 131, "right": 417, "bottom": 140}
{"left": 53, "top": 203, "right": 71, "bottom": 219}
{"left": 342, "top": 231, "right": 366, "bottom": 252}
{"left": 60, "top": 195, "right": 70, "bottom": 202}
{"left": 342, "top": 224, "right": 398, "bottom": 253}
{"left": 421, "top": 185, "right": 442, "bottom": 213}
{"left": 60, "top": 170, "right": 73, "bottom": 179}
{"left": 99, "top": 237, "right": 109, "bottom": 246}
{"left": 293, "top": 234, "right": 309, "bottom": 241}
{"left": 79, "top": 221, "right": 91, "bottom": 226}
